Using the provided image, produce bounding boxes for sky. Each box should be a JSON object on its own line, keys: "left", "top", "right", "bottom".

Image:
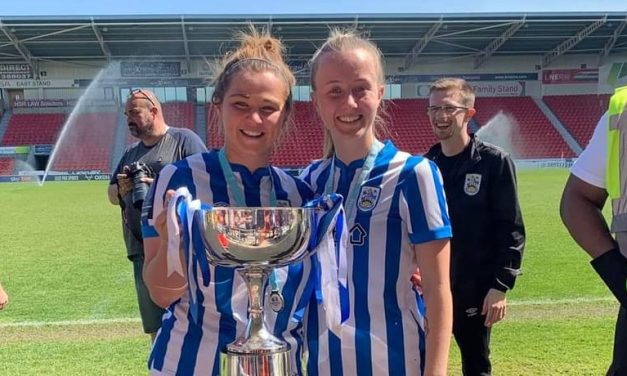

{"left": 1, "top": 0, "right": 626, "bottom": 17}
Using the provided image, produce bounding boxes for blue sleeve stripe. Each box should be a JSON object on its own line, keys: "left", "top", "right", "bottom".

{"left": 142, "top": 224, "right": 159, "bottom": 238}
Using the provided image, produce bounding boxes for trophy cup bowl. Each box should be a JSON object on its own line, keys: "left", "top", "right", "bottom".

{"left": 196, "top": 207, "right": 313, "bottom": 376}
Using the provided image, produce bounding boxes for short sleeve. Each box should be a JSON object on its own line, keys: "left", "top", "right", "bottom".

{"left": 402, "top": 158, "right": 452, "bottom": 244}
{"left": 571, "top": 112, "right": 607, "bottom": 189}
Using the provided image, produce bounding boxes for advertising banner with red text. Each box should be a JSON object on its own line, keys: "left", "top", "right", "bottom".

{"left": 542, "top": 69, "right": 598, "bottom": 84}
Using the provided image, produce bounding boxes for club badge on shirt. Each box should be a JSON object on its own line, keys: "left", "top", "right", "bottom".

{"left": 357, "top": 186, "right": 381, "bottom": 212}
{"left": 464, "top": 173, "right": 482, "bottom": 196}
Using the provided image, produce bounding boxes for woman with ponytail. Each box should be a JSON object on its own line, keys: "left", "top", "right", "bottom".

{"left": 141, "top": 28, "right": 316, "bottom": 375}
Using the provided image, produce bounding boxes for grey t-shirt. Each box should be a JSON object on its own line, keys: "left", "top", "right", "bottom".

{"left": 110, "top": 127, "right": 207, "bottom": 259}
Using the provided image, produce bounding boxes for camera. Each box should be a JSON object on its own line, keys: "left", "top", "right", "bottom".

{"left": 127, "top": 161, "right": 154, "bottom": 209}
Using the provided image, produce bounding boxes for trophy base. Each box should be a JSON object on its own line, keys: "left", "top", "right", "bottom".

{"left": 220, "top": 349, "right": 292, "bottom": 376}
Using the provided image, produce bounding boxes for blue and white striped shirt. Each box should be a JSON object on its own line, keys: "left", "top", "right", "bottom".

{"left": 300, "top": 140, "right": 452, "bottom": 376}
{"left": 142, "top": 149, "right": 314, "bottom": 376}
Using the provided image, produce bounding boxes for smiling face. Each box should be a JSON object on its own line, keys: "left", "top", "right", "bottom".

{"left": 311, "top": 48, "right": 384, "bottom": 151}
{"left": 428, "top": 89, "right": 475, "bottom": 142}
{"left": 217, "top": 69, "right": 289, "bottom": 170}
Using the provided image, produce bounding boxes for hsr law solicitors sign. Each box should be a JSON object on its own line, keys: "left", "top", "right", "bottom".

{"left": 0, "top": 79, "right": 78, "bottom": 88}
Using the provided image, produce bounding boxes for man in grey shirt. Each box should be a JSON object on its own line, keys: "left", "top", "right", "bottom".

{"left": 107, "top": 89, "right": 206, "bottom": 341}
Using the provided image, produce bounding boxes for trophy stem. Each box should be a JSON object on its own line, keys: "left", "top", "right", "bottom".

{"left": 222, "top": 267, "right": 292, "bottom": 375}
{"left": 226, "top": 267, "right": 289, "bottom": 354}
{"left": 242, "top": 267, "right": 270, "bottom": 343}
{"left": 199, "top": 207, "right": 313, "bottom": 375}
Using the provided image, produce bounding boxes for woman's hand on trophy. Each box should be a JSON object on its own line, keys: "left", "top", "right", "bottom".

{"left": 143, "top": 189, "right": 189, "bottom": 308}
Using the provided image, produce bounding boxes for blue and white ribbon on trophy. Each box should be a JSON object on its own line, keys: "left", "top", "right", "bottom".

{"left": 165, "top": 187, "right": 211, "bottom": 322}
{"left": 297, "top": 193, "right": 349, "bottom": 335}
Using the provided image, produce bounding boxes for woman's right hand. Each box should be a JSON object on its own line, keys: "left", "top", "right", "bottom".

{"left": 143, "top": 189, "right": 189, "bottom": 308}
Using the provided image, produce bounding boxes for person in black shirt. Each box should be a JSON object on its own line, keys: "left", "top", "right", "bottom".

{"left": 107, "top": 89, "right": 206, "bottom": 342}
{"left": 424, "top": 77, "right": 526, "bottom": 376}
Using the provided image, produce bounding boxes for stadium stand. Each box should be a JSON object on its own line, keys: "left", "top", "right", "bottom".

{"left": 51, "top": 112, "right": 117, "bottom": 172}
{"left": 206, "top": 98, "right": 579, "bottom": 164}
{"left": 385, "top": 99, "right": 437, "bottom": 155}
{"left": 2, "top": 13, "right": 624, "bottom": 175}
{"left": 271, "top": 102, "right": 324, "bottom": 167}
{"left": 543, "top": 94, "right": 611, "bottom": 147}
{"left": 474, "top": 97, "right": 576, "bottom": 159}
{"left": 1, "top": 113, "right": 66, "bottom": 146}
{"left": 162, "top": 102, "right": 195, "bottom": 130}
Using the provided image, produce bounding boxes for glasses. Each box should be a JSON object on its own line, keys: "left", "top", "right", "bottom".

{"left": 426, "top": 105, "right": 468, "bottom": 115}
{"left": 128, "top": 89, "right": 156, "bottom": 107}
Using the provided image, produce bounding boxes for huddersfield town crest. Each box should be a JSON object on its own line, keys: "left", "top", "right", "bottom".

{"left": 464, "top": 174, "right": 482, "bottom": 196}
{"left": 357, "top": 186, "right": 381, "bottom": 211}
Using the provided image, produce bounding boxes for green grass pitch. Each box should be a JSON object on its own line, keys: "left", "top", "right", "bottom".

{"left": 0, "top": 169, "right": 619, "bottom": 375}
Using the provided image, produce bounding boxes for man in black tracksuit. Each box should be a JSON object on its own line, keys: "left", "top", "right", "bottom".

{"left": 425, "top": 78, "right": 526, "bottom": 376}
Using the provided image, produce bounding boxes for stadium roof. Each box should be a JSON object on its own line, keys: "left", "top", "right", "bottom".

{"left": 1, "top": 12, "right": 626, "bottom": 73}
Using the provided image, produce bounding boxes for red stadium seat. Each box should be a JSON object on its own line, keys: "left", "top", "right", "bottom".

{"left": 204, "top": 97, "right": 577, "bottom": 166}
{"left": 51, "top": 112, "right": 117, "bottom": 173}
{"left": 543, "top": 94, "right": 610, "bottom": 147}
{"left": 474, "top": 97, "right": 576, "bottom": 159}
{"left": 162, "top": 102, "right": 195, "bottom": 130}
{"left": 384, "top": 99, "right": 437, "bottom": 155}
{"left": 2, "top": 113, "right": 66, "bottom": 146}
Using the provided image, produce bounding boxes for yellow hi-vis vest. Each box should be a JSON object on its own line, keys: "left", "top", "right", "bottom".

{"left": 606, "top": 86, "right": 627, "bottom": 239}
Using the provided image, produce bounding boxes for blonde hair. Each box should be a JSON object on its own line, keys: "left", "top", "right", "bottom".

{"left": 209, "top": 27, "right": 296, "bottom": 142}
{"left": 309, "top": 28, "right": 388, "bottom": 158}
{"left": 429, "top": 77, "right": 475, "bottom": 107}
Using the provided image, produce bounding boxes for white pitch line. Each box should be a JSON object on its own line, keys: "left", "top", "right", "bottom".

{"left": 0, "top": 297, "right": 617, "bottom": 328}
{"left": 0, "top": 317, "right": 140, "bottom": 328}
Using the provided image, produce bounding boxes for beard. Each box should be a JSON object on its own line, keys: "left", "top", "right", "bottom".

{"left": 128, "top": 121, "right": 154, "bottom": 139}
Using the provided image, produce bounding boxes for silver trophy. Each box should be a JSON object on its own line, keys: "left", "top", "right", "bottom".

{"left": 196, "top": 207, "right": 313, "bottom": 376}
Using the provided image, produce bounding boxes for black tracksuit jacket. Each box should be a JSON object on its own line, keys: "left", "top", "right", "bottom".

{"left": 425, "top": 134, "right": 526, "bottom": 301}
